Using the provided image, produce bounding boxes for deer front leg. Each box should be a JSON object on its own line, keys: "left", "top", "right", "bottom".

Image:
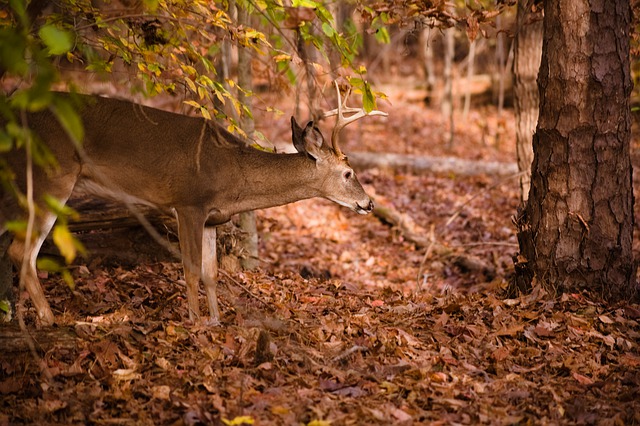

{"left": 175, "top": 208, "right": 207, "bottom": 322}
{"left": 202, "top": 226, "right": 220, "bottom": 324}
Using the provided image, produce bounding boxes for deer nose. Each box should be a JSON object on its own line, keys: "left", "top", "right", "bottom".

{"left": 356, "top": 199, "right": 374, "bottom": 214}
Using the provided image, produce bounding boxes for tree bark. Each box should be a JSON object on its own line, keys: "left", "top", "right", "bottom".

{"left": 236, "top": 2, "right": 259, "bottom": 271}
{"left": 513, "top": 0, "right": 543, "bottom": 204}
{"left": 421, "top": 28, "right": 438, "bottom": 106}
{"left": 462, "top": 38, "right": 476, "bottom": 120}
{"left": 495, "top": 14, "right": 506, "bottom": 115}
{"left": 442, "top": 27, "right": 455, "bottom": 149}
{"left": 514, "top": 0, "right": 636, "bottom": 300}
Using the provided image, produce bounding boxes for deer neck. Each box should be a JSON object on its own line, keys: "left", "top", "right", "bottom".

{"left": 220, "top": 149, "right": 320, "bottom": 218}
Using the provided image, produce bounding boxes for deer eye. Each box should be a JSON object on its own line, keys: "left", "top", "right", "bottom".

{"left": 343, "top": 170, "right": 353, "bottom": 180}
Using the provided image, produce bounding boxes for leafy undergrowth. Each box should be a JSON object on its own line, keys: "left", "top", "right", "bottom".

{"left": 2, "top": 98, "right": 640, "bottom": 424}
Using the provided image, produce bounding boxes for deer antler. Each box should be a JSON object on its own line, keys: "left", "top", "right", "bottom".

{"left": 323, "top": 81, "right": 388, "bottom": 157}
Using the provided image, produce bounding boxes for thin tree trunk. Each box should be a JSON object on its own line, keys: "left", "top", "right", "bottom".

{"left": 236, "top": 2, "right": 258, "bottom": 271}
{"left": 442, "top": 26, "right": 455, "bottom": 149}
{"left": 462, "top": 38, "right": 476, "bottom": 120}
{"left": 514, "top": 0, "right": 636, "bottom": 300}
{"left": 495, "top": 13, "right": 506, "bottom": 115}
{"left": 296, "top": 26, "right": 319, "bottom": 121}
{"left": 513, "top": 0, "right": 543, "bottom": 204}
{"left": 0, "top": 232, "right": 13, "bottom": 321}
{"left": 421, "top": 28, "right": 438, "bottom": 106}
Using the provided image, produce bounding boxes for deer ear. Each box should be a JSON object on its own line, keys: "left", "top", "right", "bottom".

{"left": 291, "top": 117, "right": 305, "bottom": 152}
{"left": 303, "top": 121, "right": 326, "bottom": 158}
{"left": 292, "top": 120, "right": 325, "bottom": 160}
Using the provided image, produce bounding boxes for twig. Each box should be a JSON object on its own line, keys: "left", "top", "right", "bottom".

{"left": 451, "top": 241, "right": 518, "bottom": 248}
{"left": 332, "top": 345, "right": 368, "bottom": 363}
{"left": 416, "top": 224, "right": 436, "bottom": 292}
{"left": 444, "top": 171, "right": 525, "bottom": 227}
{"left": 147, "top": 292, "right": 180, "bottom": 318}
{"left": 218, "top": 269, "right": 272, "bottom": 310}
{"left": 18, "top": 110, "right": 53, "bottom": 382}
{"left": 74, "top": 13, "right": 196, "bottom": 32}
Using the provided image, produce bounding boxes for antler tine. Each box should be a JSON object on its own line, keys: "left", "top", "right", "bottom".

{"left": 323, "top": 80, "right": 388, "bottom": 157}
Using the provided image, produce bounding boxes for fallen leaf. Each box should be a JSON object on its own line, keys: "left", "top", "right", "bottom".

{"left": 572, "top": 372, "right": 594, "bottom": 385}
{"left": 152, "top": 385, "right": 171, "bottom": 400}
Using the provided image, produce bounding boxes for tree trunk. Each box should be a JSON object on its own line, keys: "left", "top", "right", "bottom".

{"left": 442, "top": 26, "right": 455, "bottom": 149}
{"left": 462, "top": 38, "right": 476, "bottom": 120}
{"left": 421, "top": 29, "right": 438, "bottom": 106}
{"left": 513, "top": 0, "right": 543, "bottom": 204}
{"left": 236, "top": 3, "right": 258, "bottom": 271}
{"left": 0, "top": 232, "right": 13, "bottom": 321}
{"left": 495, "top": 13, "right": 506, "bottom": 115}
{"left": 514, "top": 0, "right": 636, "bottom": 300}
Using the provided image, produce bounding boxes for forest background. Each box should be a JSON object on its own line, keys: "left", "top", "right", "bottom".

{"left": 1, "top": 0, "right": 639, "bottom": 424}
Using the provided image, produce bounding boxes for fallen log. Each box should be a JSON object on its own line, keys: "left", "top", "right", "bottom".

{"left": 366, "top": 186, "right": 497, "bottom": 281}
{"left": 350, "top": 151, "right": 518, "bottom": 176}
{"left": 0, "top": 324, "right": 79, "bottom": 354}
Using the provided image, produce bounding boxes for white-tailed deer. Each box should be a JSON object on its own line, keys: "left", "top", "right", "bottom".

{"left": 0, "top": 84, "right": 386, "bottom": 325}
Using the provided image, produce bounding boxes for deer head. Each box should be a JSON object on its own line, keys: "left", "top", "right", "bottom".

{"left": 290, "top": 81, "right": 387, "bottom": 214}
{"left": 290, "top": 117, "right": 373, "bottom": 214}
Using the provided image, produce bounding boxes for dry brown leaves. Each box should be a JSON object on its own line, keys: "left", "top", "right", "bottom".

{"left": 1, "top": 264, "right": 639, "bottom": 425}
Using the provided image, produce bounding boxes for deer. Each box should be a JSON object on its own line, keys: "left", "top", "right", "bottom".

{"left": 0, "top": 83, "right": 387, "bottom": 326}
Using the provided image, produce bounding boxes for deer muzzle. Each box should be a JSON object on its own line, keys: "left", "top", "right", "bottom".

{"left": 356, "top": 199, "right": 374, "bottom": 215}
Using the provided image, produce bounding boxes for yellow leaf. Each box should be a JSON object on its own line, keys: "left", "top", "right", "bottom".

{"left": 61, "top": 269, "right": 75, "bottom": 290}
{"left": 183, "top": 100, "right": 201, "bottom": 109}
{"left": 52, "top": 224, "right": 76, "bottom": 264}
{"left": 270, "top": 406, "right": 289, "bottom": 415}
{"left": 273, "top": 54, "right": 291, "bottom": 62}
{"left": 307, "top": 420, "right": 332, "bottom": 426}
{"left": 222, "top": 416, "right": 255, "bottom": 426}
{"left": 200, "top": 107, "right": 211, "bottom": 120}
{"left": 184, "top": 77, "right": 198, "bottom": 92}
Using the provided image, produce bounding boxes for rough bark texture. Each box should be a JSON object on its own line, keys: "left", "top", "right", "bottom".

{"left": 513, "top": 0, "right": 543, "bottom": 203}
{"left": 515, "top": 0, "right": 636, "bottom": 300}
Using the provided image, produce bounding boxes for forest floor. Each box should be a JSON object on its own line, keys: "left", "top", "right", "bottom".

{"left": 1, "top": 90, "right": 640, "bottom": 425}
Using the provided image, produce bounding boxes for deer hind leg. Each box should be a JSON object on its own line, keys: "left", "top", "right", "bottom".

{"left": 5, "top": 167, "right": 78, "bottom": 326}
{"left": 175, "top": 208, "right": 207, "bottom": 322}
{"left": 8, "top": 209, "right": 59, "bottom": 326}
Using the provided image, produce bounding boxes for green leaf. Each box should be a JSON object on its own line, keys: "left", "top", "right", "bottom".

{"left": 142, "top": 0, "right": 159, "bottom": 12}
{"left": 292, "top": 0, "right": 318, "bottom": 8}
{"left": 51, "top": 98, "right": 84, "bottom": 146}
{"left": 362, "top": 81, "right": 375, "bottom": 113}
{"left": 0, "top": 28, "right": 29, "bottom": 75}
{"left": 0, "top": 299, "right": 10, "bottom": 315}
{"left": 374, "top": 26, "right": 390, "bottom": 44}
{"left": 4, "top": 220, "right": 27, "bottom": 235}
{"left": 36, "top": 257, "right": 62, "bottom": 272}
{"left": 43, "top": 194, "right": 79, "bottom": 220}
{"left": 0, "top": 130, "right": 12, "bottom": 152}
{"left": 39, "top": 24, "right": 74, "bottom": 55}
{"left": 321, "top": 23, "right": 334, "bottom": 38}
